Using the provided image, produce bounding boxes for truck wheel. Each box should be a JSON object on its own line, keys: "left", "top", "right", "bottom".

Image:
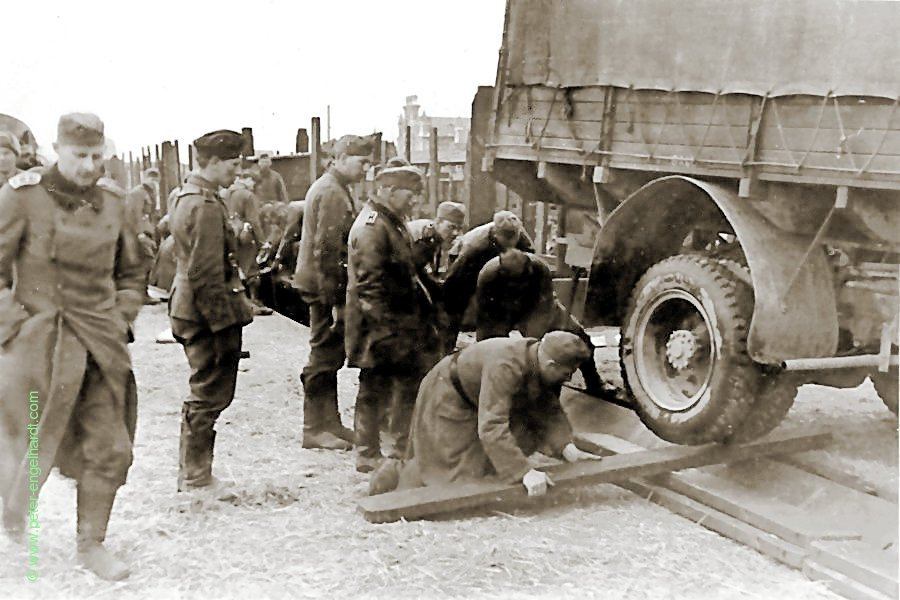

{"left": 872, "top": 368, "right": 898, "bottom": 415}
{"left": 725, "top": 372, "right": 799, "bottom": 444}
{"left": 620, "top": 255, "right": 757, "bottom": 445}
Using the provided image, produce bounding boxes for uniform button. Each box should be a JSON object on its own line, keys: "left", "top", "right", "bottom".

{"left": 232, "top": 288, "right": 240, "bottom": 293}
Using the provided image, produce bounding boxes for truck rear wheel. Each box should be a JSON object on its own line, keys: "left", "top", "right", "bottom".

{"left": 724, "top": 372, "right": 799, "bottom": 444}
{"left": 620, "top": 255, "right": 757, "bottom": 445}
{"left": 872, "top": 368, "right": 898, "bottom": 415}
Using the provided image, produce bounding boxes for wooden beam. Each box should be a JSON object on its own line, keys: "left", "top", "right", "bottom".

{"left": 310, "top": 117, "right": 322, "bottom": 182}
{"left": 404, "top": 125, "right": 411, "bottom": 162}
{"left": 429, "top": 127, "right": 440, "bottom": 215}
{"left": 358, "top": 427, "right": 831, "bottom": 523}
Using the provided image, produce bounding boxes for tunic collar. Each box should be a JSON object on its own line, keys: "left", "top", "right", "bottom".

{"left": 41, "top": 165, "right": 104, "bottom": 212}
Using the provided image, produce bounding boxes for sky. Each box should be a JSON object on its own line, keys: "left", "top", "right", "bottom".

{"left": 3, "top": 0, "right": 507, "bottom": 160}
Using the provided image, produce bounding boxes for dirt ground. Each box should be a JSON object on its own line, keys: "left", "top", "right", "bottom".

{"left": 1, "top": 305, "right": 894, "bottom": 599}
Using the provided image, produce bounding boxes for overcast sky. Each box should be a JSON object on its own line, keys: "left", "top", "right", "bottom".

{"left": 4, "top": 0, "right": 506, "bottom": 159}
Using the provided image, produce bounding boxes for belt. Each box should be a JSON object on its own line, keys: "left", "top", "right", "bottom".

{"left": 448, "top": 353, "right": 474, "bottom": 407}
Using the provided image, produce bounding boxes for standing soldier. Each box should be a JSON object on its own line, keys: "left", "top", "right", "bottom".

{"left": 0, "top": 113, "right": 145, "bottom": 580}
{"left": 254, "top": 151, "right": 289, "bottom": 205}
{"left": 168, "top": 130, "right": 254, "bottom": 495}
{"left": 293, "top": 134, "right": 372, "bottom": 450}
{"left": 407, "top": 200, "right": 466, "bottom": 278}
{"left": 223, "top": 169, "right": 271, "bottom": 315}
{"left": 346, "top": 166, "right": 429, "bottom": 471}
{"left": 126, "top": 167, "right": 161, "bottom": 304}
{"left": 0, "top": 131, "right": 22, "bottom": 186}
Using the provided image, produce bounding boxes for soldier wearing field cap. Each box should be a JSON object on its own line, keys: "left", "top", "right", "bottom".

{"left": 346, "top": 165, "right": 431, "bottom": 471}
{"left": 0, "top": 112, "right": 145, "bottom": 580}
{"left": 254, "top": 151, "right": 289, "bottom": 204}
{"left": 0, "top": 131, "right": 22, "bottom": 186}
{"left": 368, "top": 330, "right": 602, "bottom": 496}
{"left": 442, "top": 209, "right": 536, "bottom": 350}
{"left": 293, "top": 134, "right": 373, "bottom": 450}
{"left": 169, "top": 129, "right": 253, "bottom": 496}
{"left": 407, "top": 200, "right": 466, "bottom": 277}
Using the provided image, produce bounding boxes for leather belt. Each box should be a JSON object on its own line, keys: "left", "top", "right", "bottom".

{"left": 448, "top": 353, "right": 474, "bottom": 406}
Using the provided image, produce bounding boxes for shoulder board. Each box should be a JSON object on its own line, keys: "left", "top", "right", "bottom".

{"left": 96, "top": 177, "right": 125, "bottom": 197}
{"left": 365, "top": 211, "right": 378, "bottom": 225}
{"left": 7, "top": 171, "right": 41, "bottom": 190}
{"left": 178, "top": 183, "right": 216, "bottom": 201}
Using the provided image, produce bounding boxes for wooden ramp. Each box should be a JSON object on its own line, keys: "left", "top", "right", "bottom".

{"left": 358, "top": 428, "right": 829, "bottom": 524}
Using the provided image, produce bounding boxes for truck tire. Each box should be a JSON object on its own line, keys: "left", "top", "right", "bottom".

{"left": 724, "top": 372, "right": 799, "bottom": 444}
{"left": 620, "top": 255, "right": 757, "bottom": 445}
{"left": 872, "top": 368, "right": 898, "bottom": 415}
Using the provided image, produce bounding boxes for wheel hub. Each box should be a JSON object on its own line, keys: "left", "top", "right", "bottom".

{"left": 665, "top": 329, "right": 697, "bottom": 371}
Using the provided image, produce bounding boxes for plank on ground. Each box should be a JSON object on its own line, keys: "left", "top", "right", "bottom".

{"left": 803, "top": 560, "right": 896, "bottom": 600}
{"left": 357, "top": 428, "right": 830, "bottom": 524}
{"left": 810, "top": 540, "right": 899, "bottom": 599}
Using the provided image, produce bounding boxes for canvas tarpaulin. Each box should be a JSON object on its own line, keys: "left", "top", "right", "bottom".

{"left": 505, "top": 0, "right": 900, "bottom": 99}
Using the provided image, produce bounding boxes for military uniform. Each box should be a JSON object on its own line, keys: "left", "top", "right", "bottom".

{"left": 169, "top": 158, "right": 254, "bottom": 490}
{"left": 222, "top": 181, "right": 263, "bottom": 282}
{"left": 0, "top": 113, "right": 144, "bottom": 581}
{"left": 388, "top": 337, "right": 576, "bottom": 490}
{"left": 125, "top": 182, "right": 158, "bottom": 236}
{"left": 475, "top": 250, "right": 606, "bottom": 394}
{"left": 347, "top": 190, "right": 431, "bottom": 461}
{"left": 292, "top": 165, "right": 362, "bottom": 446}
{"left": 274, "top": 199, "right": 304, "bottom": 272}
{"left": 0, "top": 131, "right": 22, "bottom": 187}
{"left": 255, "top": 167, "right": 289, "bottom": 204}
{"left": 442, "top": 216, "right": 536, "bottom": 347}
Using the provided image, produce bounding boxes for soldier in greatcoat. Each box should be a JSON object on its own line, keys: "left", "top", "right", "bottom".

{"left": 346, "top": 166, "right": 431, "bottom": 471}
{"left": 474, "top": 247, "right": 609, "bottom": 397}
{"left": 0, "top": 113, "right": 145, "bottom": 580}
{"left": 168, "top": 130, "right": 254, "bottom": 495}
{"left": 293, "top": 135, "right": 372, "bottom": 450}
{"left": 368, "top": 331, "right": 603, "bottom": 496}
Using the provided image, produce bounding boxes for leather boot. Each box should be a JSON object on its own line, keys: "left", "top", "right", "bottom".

{"left": 368, "top": 458, "right": 402, "bottom": 496}
{"left": 387, "top": 396, "right": 415, "bottom": 460}
{"left": 321, "top": 374, "right": 355, "bottom": 444}
{"left": 76, "top": 475, "right": 129, "bottom": 581}
{"left": 178, "top": 409, "right": 215, "bottom": 490}
{"left": 354, "top": 379, "right": 383, "bottom": 472}
{"left": 301, "top": 375, "right": 350, "bottom": 450}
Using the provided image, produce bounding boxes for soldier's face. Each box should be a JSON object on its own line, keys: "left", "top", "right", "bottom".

{"left": 0, "top": 148, "right": 16, "bottom": 174}
{"left": 212, "top": 157, "right": 242, "bottom": 187}
{"left": 386, "top": 187, "right": 418, "bottom": 215}
{"left": 435, "top": 218, "right": 462, "bottom": 243}
{"left": 258, "top": 157, "right": 272, "bottom": 170}
{"left": 538, "top": 359, "right": 577, "bottom": 386}
{"left": 333, "top": 154, "right": 371, "bottom": 183}
{"left": 54, "top": 142, "right": 105, "bottom": 187}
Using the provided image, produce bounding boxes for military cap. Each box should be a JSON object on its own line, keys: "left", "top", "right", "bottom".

{"left": 436, "top": 201, "right": 466, "bottom": 227}
{"left": 144, "top": 167, "right": 160, "bottom": 177}
{"left": 333, "top": 134, "right": 374, "bottom": 157}
{"left": 540, "top": 331, "right": 592, "bottom": 368}
{"left": 57, "top": 112, "right": 105, "bottom": 146}
{"left": 492, "top": 210, "right": 522, "bottom": 238}
{"left": 375, "top": 165, "right": 424, "bottom": 192}
{"left": 193, "top": 129, "right": 244, "bottom": 159}
{"left": 385, "top": 156, "right": 410, "bottom": 168}
{"left": 258, "top": 151, "right": 272, "bottom": 159}
{"left": 0, "top": 131, "right": 21, "bottom": 156}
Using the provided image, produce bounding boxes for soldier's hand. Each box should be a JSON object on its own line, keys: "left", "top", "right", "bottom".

{"left": 562, "top": 442, "right": 603, "bottom": 463}
{"left": 522, "top": 469, "right": 554, "bottom": 497}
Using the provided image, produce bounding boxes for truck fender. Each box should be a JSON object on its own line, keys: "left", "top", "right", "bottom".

{"left": 586, "top": 175, "right": 837, "bottom": 363}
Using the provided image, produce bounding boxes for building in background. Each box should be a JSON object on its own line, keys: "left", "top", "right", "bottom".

{"left": 397, "top": 95, "right": 469, "bottom": 164}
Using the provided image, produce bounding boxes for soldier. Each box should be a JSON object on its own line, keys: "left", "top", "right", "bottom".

{"left": 126, "top": 168, "right": 162, "bottom": 304}
{"left": 407, "top": 200, "right": 466, "bottom": 278}
{"left": 254, "top": 151, "right": 289, "bottom": 204}
{"left": 475, "top": 247, "right": 610, "bottom": 397}
{"left": 368, "top": 331, "right": 602, "bottom": 496}
{"left": 223, "top": 169, "right": 271, "bottom": 315}
{"left": 273, "top": 199, "right": 305, "bottom": 273}
{"left": 0, "top": 131, "right": 22, "bottom": 186}
{"left": 346, "top": 165, "right": 430, "bottom": 471}
{"left": 168, "top": 129, "right": 254, "bottom": 495}
{"left": 0, "top": 113, "right": 145, "bottom": 580}
{"left": 293, "top": 134, "right": 372, "bottom": 450}
{"left": 442, "top": 210, "right": 536, "bottom": 350}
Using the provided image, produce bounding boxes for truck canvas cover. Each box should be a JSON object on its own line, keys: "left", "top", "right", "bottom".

{"left": 505, "top": 0, "right": 900, "bottom": 99}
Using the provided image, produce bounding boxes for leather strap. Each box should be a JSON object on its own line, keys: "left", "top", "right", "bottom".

{"left": 448, "top": 353, "right": 474, "bottom": 407}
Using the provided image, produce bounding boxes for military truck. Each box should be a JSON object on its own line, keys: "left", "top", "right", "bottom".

{"left": 480, "top": 0, "right": 899, "bottom": 444}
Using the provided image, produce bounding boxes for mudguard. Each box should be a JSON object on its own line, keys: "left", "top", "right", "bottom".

{"left": 587, "top": 176, "right": 838, "bottom": 363}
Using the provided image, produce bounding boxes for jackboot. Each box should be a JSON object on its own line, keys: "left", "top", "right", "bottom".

{"left": 321, "top": 376, "right": 355, "bottom": 444}
{"left": 387, "top": 396, "right": 415, "bottom": 460}
{"left": 76, "top": 475, "right": 129, "bottom": 581}
{"left": 301, "top": 381, "right": 351, "bottom": 450}
{"left": 178, "top": 410, "right": 215, "bottom": 490}
{"left": 368, "top": 458, "right": 402, "bottom": 496}
{"left": 354, "top": 387, "right": 383, "bottom": 473}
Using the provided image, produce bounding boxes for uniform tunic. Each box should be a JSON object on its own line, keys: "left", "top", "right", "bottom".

{"left": 222, "top": 183, "right": 263, "bottom": 281}
{"left": 255, "top": 168, "right": 289, "bottom": 205}
{"left": 397, "top": 337, "right": 573, "bottom": 489}
{"left": 0, "top": 166, "right": 145, "bottom": 522}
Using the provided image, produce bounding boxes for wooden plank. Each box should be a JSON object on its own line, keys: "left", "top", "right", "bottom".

{"left": 618, "top": 476, "right": 808, "bottom": 569}
{"left": 758, "top": 126, "right": 900, "bottom": 158}
{"left": 804, "top": 560, "right": 895, "bottom": 600}
{"left": 810, "top": 540, "right": 899, "bottom": 598}
{"left": 765, "top": 98, "right": 900, "bottom": 131}
{"left": 775, "top": 454, "right": 900, "bottom": 504}
{"left": 358, "top": 428, "right": 831, "bottom": 524}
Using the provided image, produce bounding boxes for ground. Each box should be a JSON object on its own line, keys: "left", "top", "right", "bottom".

{"left": 1, "top": 305, "right": 895, "bottom": 599}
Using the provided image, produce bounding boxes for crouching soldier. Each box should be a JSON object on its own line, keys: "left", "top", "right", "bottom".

{"left": 368, "top": 331, "right": 603, "bottom": 497}
{"left": 474, "top": 247, "right": 611, "bottom": 398}
{"left": 407, "top": 200, "right": 466, "bottom": 279}
{"left": 0, "top": 113, "right": 145, "bottom": 580}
